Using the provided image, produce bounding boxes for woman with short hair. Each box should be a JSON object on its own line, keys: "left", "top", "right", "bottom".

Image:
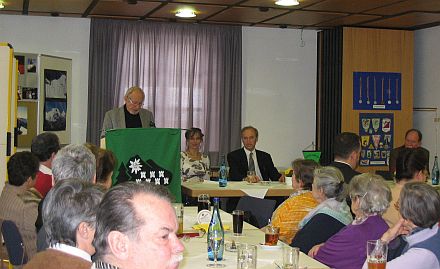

{"left": 271, "top": 159, "right": 319, "bottom": 243}
{"left": 290, "top": 166, "right": 352, "bottom": 253}
{"left": 363, "top": 182, "right": 440, "bottom": 269}
{"left": 310, "top": 173, "right": 391, "bottom": 269}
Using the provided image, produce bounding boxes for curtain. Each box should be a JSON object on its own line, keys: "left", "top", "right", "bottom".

{"left": 87, "top": 19, "right": 242, "bottom": 164}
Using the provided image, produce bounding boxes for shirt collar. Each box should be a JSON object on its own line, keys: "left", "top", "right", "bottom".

{"left": 334, "top": 160, "right": 352, "bottom": 168}
{"left": 50, "top": 243, "right": 91, "bottom": 262}
{"left": 405, "top": 225, "right": 439, "bottom": 247}
{"left": 243, "top": 148, "right": 256, "bottom": 155}
{"left": 39, "top": 164, "right": 52, "bottom": 175}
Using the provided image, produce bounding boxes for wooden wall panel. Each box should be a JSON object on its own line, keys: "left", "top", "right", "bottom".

{"left": 341, "top": 27, "right": 414, "bottom": 173}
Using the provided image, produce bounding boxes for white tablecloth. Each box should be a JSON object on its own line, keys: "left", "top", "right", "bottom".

{"left": 180, "top": 207, "right": 328, "bottom": 269}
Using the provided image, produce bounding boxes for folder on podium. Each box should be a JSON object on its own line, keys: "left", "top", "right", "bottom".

{"left": 104, "top": 128, "right": 182, "bottom": 202}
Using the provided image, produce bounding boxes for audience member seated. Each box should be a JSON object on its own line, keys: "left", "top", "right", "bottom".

{"left": 31, "top": 132, "right": 60, "bottom": 198}
{"left": 382, "top": 148, "right": 428, "bottom": 227}
{"left": 181, "top": 128, "right": 210, "bottom": 182}
{"left": 389, "top": 128, "right": 430, "bottom": 174}
{"left": 311, "top": 173, "right": 391, "bottom": 269}
{"left": 329, "top": 132, "right": 361, "bottom": 184}
{"left": 0, "top": 152, "right": 40, "bottom": 258}
{"left": 363, "top": 182, "right": 440, "bottom": 269}
{"left": 271, "top": 159, "right": 319, "bottom": 243}
{"left": 36, "top": 144, "right": 96, "bottom": 250}
{"left": 290, "top": 166, "right": 352, "bottom": 253}
{"left": 24, "top": 179, "right": 104, "bottom": 269}
{"left": 91, "top": 182, "right": 184, "bottom": 269}
{"left": 96, "top": 148, "right": 117, "bottom": 189}
{"left": 228, "top": 126, "right": 284, "bottom": 182}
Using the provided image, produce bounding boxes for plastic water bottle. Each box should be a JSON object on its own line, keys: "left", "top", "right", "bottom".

{"left": 219, "top": 155, "right": 228, "bottom": 187}
{"left": 207, "top": 197, "right": 224, "bottom": 261}
{"left": 432, "top": 156, "right": 439, "bottom": 185}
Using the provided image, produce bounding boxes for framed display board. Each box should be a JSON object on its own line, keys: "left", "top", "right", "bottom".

{"left": 39, "top": 55, "right": 72, "bottom": 144}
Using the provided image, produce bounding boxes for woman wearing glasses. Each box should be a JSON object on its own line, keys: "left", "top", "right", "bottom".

{"left": 382, "top": 147, "right": 428, "bottom": 227}
{"left": 101, "top": 86, "right": 155, "bottom": 138}
{"left": 310, "top": 173, "right": 391, "bottom": 269}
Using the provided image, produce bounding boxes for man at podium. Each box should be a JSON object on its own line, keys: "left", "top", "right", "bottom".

{"left": 101, "top": 86, "right": 155, "bottom": 138}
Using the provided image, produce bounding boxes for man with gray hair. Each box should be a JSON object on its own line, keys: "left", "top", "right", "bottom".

{"left": 101, "top": 86, "right": 155, "bottom": 138}
{"left": 92, "top": 182, "right": 184, "bottom": 269}
{"left": 24, "top": 179, "right": 104, "bottom": 269}
{"left": 36, "top": 144, "right": 96, "bottom": 249}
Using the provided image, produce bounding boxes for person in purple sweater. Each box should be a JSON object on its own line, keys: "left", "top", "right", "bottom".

{"left": 309, "top": 173, "right": 391, "bottom": 269}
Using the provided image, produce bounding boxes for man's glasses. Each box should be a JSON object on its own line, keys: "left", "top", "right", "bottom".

{"left": 128, "top": 96, "right": 144, "bottom": 107}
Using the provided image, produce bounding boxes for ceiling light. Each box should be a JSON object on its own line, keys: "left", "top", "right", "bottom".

{"left": 275, "top": 0, "right": 299, "bottom": 6}
{"left": 175, "top": 9, "right": 196, "bottom": 18}
{"left": 0, "top": 3, "right": 5, "bottom": 9}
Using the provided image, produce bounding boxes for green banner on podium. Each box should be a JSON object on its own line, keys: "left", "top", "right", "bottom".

{"left": 302, "top": 150, "right": 321, "bottom": 164}
{"left": 106, "top": 128, "right": 181, "bottom": 202}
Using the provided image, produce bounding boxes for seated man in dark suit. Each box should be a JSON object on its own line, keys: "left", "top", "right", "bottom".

{"left": 329, "top": 132, "right": 361, "bottom": 184}
{"left": 228, "top": 126, "right": 285, "bottom": 182}
{"left": 389, "top": 128, "right": 430, "bottom": 175}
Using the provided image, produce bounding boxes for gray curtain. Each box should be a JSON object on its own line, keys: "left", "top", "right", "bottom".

{"left": 87, "top": 19, "right": 242, "bottom": 164}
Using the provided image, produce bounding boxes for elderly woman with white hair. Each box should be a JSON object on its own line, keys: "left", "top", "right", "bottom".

{"left": 290, "top": 166, "right": 353, "bottom": 253}
{"left": 310, "top": 173, "right": 391, "bottom": 269}
{"left": 363, "top": 182, "right": 440, "bottom": 269}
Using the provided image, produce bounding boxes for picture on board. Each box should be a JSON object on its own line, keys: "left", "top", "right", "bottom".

{"left": 44, "top": 69, "right": 67, "bottom": 99}
{"left": 43, "top": 100, "right": 67, "bottom": 131}
{"left": 17, "top": 106, "right": 28, "bottom": 135}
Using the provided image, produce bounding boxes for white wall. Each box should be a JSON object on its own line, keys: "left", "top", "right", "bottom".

{"left": 0, "top": 15, "right": 90, "bottom": 144}
{"left": 0, "top": 16, "right": 317, "bottom": 169}
{"left": 242, "top": 27, "right": 317, "bottom": 169}
{"left": 414, "top": 25, "right": 440, "bottom": 169}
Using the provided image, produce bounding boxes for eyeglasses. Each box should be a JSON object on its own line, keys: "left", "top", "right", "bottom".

{"left": 350, "top": 191, "right": 368, "bottom": 201}
{"left": 127, "top": 96, "right": 144, "bottom": 107}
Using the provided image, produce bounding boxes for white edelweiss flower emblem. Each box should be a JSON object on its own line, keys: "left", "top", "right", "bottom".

{"left": 129, "top": 158, "right": 142, "bottom": 174}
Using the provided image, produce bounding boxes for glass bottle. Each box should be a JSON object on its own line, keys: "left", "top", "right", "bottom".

{"left": 219, "top": 155, "right": 228, "bottom": 187}
{"left": 432, "top": 156, "right": 439, "bottom": 185}
{"left": 207, "top": 197, "right": 224, "bottom": 261}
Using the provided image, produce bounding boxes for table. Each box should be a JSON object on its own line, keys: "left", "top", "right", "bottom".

{"left": 386, "top": 180, "right": 440, "bottom": 191}
{"left": 180, "top": 207, "right": 329, "bottom": 269}
{"left": 181, "top": 180, "right": 294, "bottom": 198}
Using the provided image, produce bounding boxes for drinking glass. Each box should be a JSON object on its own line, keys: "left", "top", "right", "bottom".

{"left": 237, "top": 244, "right": 257, "bottom": 269}
{"left": 232, "top": 210, "right": 244, "bottom": 236}
{"left": 246, "top": 171, "right": 257, "bottom": 183}
{"left": 172, "top": 203, "right": 184, "bottom": 235}
{"left": 282, "top": 247, "right": 299, "bottom": 269}
{"left": 264, "top": 226, "right": 280, "bottom": 246}
{"left": 207, "top": 230, "right": 225, "bottom": 268}
{"left": 198, "top": 194, "right": 211, "bottom": 212}
{"left": 367, "top": 240, "right": 387, "bottom": 269}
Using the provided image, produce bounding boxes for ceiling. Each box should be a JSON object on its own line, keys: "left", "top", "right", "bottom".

{"left": 1, "top": 0, "right": 440, "bottom": 30}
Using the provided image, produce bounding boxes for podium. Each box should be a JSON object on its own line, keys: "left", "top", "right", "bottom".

{"left": 105, "top": 128, "right": 181, "bottom": 202}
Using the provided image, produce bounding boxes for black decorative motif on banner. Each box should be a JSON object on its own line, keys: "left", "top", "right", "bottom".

{"left": 115, "top": 154, "right": 173, "bottom": 185}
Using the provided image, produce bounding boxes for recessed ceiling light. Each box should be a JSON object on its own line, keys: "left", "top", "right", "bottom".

{"left": 0, "top": 3, "right": 5, "bottom": 9}
{"left": 275, "top": 0, "right": 299, "bottom": 6}
{"left": 175, "top": 9, "right": 196, "bottom": 18}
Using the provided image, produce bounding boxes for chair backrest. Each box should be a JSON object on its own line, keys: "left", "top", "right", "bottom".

{"left": 1, "top": 220, "right": 28, "bottom": 265}
{"left": 236, "top": 196, "right": 276, "bottom": 228}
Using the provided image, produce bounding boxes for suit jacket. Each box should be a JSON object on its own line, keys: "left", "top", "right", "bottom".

{"left": 227, "top": 148, "right": 281, "bottom": 181}
{"left": 101, "top": 106, "right": 155, "bottom": 137}
{"left": 389, "top": 145, "right": 430, "bottom": 174}
{"left": 329, "top": 161, "right": 360, "bottom": 184}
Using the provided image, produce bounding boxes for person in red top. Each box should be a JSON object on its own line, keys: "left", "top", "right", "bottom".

{"left": 31, "top": 132, "right": 60, "bottom": 197}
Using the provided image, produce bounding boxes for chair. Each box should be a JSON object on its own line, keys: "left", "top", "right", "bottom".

{"left": 236, "top": 196, "right": 276, "bottom": 228}
{"left": 1, "top": 220, "right": 28, "bottom": 266}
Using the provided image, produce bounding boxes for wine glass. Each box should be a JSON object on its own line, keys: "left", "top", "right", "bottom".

{"left": 207, "top": 230, "right": 225, "bottom": 268}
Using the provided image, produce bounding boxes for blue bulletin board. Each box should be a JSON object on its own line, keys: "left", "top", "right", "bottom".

{"left": 353, "top": 72, "right": 401, "bottom": 110}
{"left": 359, "top": 113, "right": 394, "bottom": 167}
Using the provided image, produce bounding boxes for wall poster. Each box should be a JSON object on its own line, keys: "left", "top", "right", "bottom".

{"left": 353, "top": 72, "right": 401, "bottom": 110}
{"left": 359, "top": 113, "right": 393, "bottom": 167}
